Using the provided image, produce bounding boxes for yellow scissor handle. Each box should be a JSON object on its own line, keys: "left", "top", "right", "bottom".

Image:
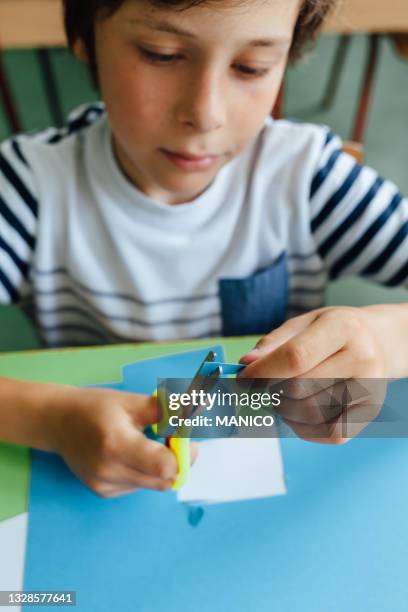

{"left": 151, "top": 390, "right": 190, "bottom": 490}
{"left": 168, "top": 437, "right": 190, "bottom": 490}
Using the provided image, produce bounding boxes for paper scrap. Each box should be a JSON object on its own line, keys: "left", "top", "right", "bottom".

{"left": 178, "top": 438, "right": 286, "bottom": 504}
{"left": 0, "top": 512, "right": 28, "bottom": 611}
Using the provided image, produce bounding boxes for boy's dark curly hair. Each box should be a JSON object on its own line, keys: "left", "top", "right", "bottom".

{"left": 63, "top": 0, "right": 337, "bottom": 75}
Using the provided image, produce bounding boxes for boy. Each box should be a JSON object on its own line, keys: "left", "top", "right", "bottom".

{"left": 0, "top": 0, "right": 407, "bottom": 496}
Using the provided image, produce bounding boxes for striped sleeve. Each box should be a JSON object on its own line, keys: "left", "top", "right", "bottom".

{"left": 0, "top": 136, "right": 39, "bottom": 303}
{"left": 310, "top": 131, "right": 408, "bottom": 287}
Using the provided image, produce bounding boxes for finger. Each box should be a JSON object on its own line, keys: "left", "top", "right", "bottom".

{"left": 121, "top": 430, "right": 178, "bottom": 480}
{"left": 297, "top": 348, "right": 374, "bottom": 380}
{"left": 103, "top": 488, "right": 140, "bottom": 499}
{"left": 91, "top": 483, "right": 140, "bottom": 499}
{"left": 95, "top": 464, "right": 174, "bottom": 491}
{"left": 267, "top": 376, "right": 373, "bottom": 420}
{"left": 239, "top": 311, "right": 319, "bottom": 365}
{"left": 240, "top": 311, "right": 347, "bottom": 379}
{"left": 267, "top": 376, "right": 340, "bottom": 400}
{"left": 275, "top": 380, "right": 347, "bottom": 424}
{"left": 126, "top": 394, "right": 161, "bottom": 428}
{"left": 101, "top": 444, "right": 199, "bottom": 492}
{"left": 92, "top": 483, "right": 165, "bottom": 499}
{"left": 283, "top": 398, "right": 382, "bottom": 442}
{"left": 114, "top": 442, "right": 198, "bottom": 487}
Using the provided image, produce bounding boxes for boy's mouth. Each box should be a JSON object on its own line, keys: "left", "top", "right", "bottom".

{"left": 160, "top": 148, "right": 220, "bottom": 171}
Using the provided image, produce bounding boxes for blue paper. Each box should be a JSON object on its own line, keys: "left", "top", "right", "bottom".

{"left": 24, "top": 365, "right": 408, "bottom": 610}
{"left": 122, "top": 344, "right": 224, "bottom": 394}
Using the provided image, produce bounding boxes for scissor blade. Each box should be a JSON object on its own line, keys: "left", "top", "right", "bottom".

{"left": 182, "top": 350, "right": 221, "bottom": 419}
{"left": 184, "top": 350, "right": 217, "bottom": 394}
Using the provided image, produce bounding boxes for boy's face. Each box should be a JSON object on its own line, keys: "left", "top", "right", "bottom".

{"left": 92, "top": 0, "right": 299, "bottom": 204}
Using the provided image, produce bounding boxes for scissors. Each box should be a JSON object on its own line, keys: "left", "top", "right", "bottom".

{"left": 151, "top": 350, "right": 245, "bottom": 490}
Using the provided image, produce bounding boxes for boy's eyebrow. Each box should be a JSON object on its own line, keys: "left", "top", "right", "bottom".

{"left": 129, "top": 17, "right": 290, "bottom": 47}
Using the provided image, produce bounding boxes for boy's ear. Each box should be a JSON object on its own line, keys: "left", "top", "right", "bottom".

{"left": 73, "top": 39, "right": 89, "bottom": 64}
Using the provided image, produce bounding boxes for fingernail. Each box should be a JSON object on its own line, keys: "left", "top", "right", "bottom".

{"left": 239, "top": 348, "right": 261, "bottom": 364}
{"left": 160, "top": 457, "right": 177, "bottom": 480}
{"left": 161, "top": 466, "right": 177, "bottom": 481}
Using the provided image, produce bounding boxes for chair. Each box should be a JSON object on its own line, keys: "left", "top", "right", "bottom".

{"left": 0, "top": 47, "right": 65, "bottom": 132}
{"left": 321, "top": 31, "right": 408, "bottom": 145}
{"left": 391, "top": 33, "right": 408, "bottom": 57}
{"left": 275, "top": 1, "right": 408, "bottom": 145}
{"left": 0, "top": 0, "right": 68, "bottom": 131}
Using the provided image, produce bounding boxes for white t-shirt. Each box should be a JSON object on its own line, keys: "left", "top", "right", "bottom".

{"left": 0, "top": 104, "right": 407, "bottom": 347}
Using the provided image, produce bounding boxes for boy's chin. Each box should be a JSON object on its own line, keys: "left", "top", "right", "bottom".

{"left": 152, "top": 170, "right": 217, "bottom": 203}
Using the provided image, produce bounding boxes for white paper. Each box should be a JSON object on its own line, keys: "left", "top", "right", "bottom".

{"left": 178, "top": 438, "right": 286, "bottom": 504}
{"left": 0, "top": 512, "right": 27, "bottom": 611}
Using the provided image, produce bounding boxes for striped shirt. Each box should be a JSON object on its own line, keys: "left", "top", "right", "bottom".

{"left": 0, "top": 103, "right": 407, "bottom": 347}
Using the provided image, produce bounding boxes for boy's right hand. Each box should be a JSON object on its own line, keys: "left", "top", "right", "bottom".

{"left": 46, "top": 387, "right": 191, "bottom": 498}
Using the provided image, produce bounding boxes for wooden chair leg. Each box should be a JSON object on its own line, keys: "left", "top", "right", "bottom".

{"left": 0, "top": 47, "right": 21, "bottom": 133}
{"left": 390, "top": 33, "right": 408, "bottom": 58}
{"left": 37, "top": 48, "right": 64, "bottom": 127}
{"left": 321, "top": 34, "right": 352, "bottom": 110}
{"left": 352, "top": 33, "right": 380, "bottom": 144}
{"left": 343, "top": 140, "right": 364, "bottom": 164}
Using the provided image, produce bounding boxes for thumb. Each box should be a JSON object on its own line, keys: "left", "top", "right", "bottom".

{"left": 122, "top": 393, "right": 161, "bottom": 429}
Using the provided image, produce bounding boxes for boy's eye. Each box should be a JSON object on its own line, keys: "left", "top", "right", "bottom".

{"left": 138, "top": 47, "right": 182, "bottom": 63}
{"left": 234, "top": 64, "right": 270, "bottom": 78}
{"left": 137, "top": 47, "right": 270, "bottom": 78}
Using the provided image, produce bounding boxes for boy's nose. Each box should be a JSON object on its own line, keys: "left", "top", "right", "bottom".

{"left": 175, "top": 67, "right": 227, "bottom": 134}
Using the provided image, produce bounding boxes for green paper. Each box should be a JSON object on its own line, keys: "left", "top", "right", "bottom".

{"left": 0, "top": 443, "right": 30, "bottom": 521}
{"left": 0, "top": 336, "right": 257, "bottom": 521}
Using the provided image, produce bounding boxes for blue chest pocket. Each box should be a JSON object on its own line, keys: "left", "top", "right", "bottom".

{"left": 219, "top": 252, "right": 288, "bottom": 336}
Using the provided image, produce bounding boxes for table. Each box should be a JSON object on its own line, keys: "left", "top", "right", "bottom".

{"left": 1, "top": 338, "right": 408, "bottom": 611}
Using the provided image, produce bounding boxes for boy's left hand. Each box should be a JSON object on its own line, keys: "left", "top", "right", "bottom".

{"left": 238, "top": 305, "right": 404, "bottom": 443}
